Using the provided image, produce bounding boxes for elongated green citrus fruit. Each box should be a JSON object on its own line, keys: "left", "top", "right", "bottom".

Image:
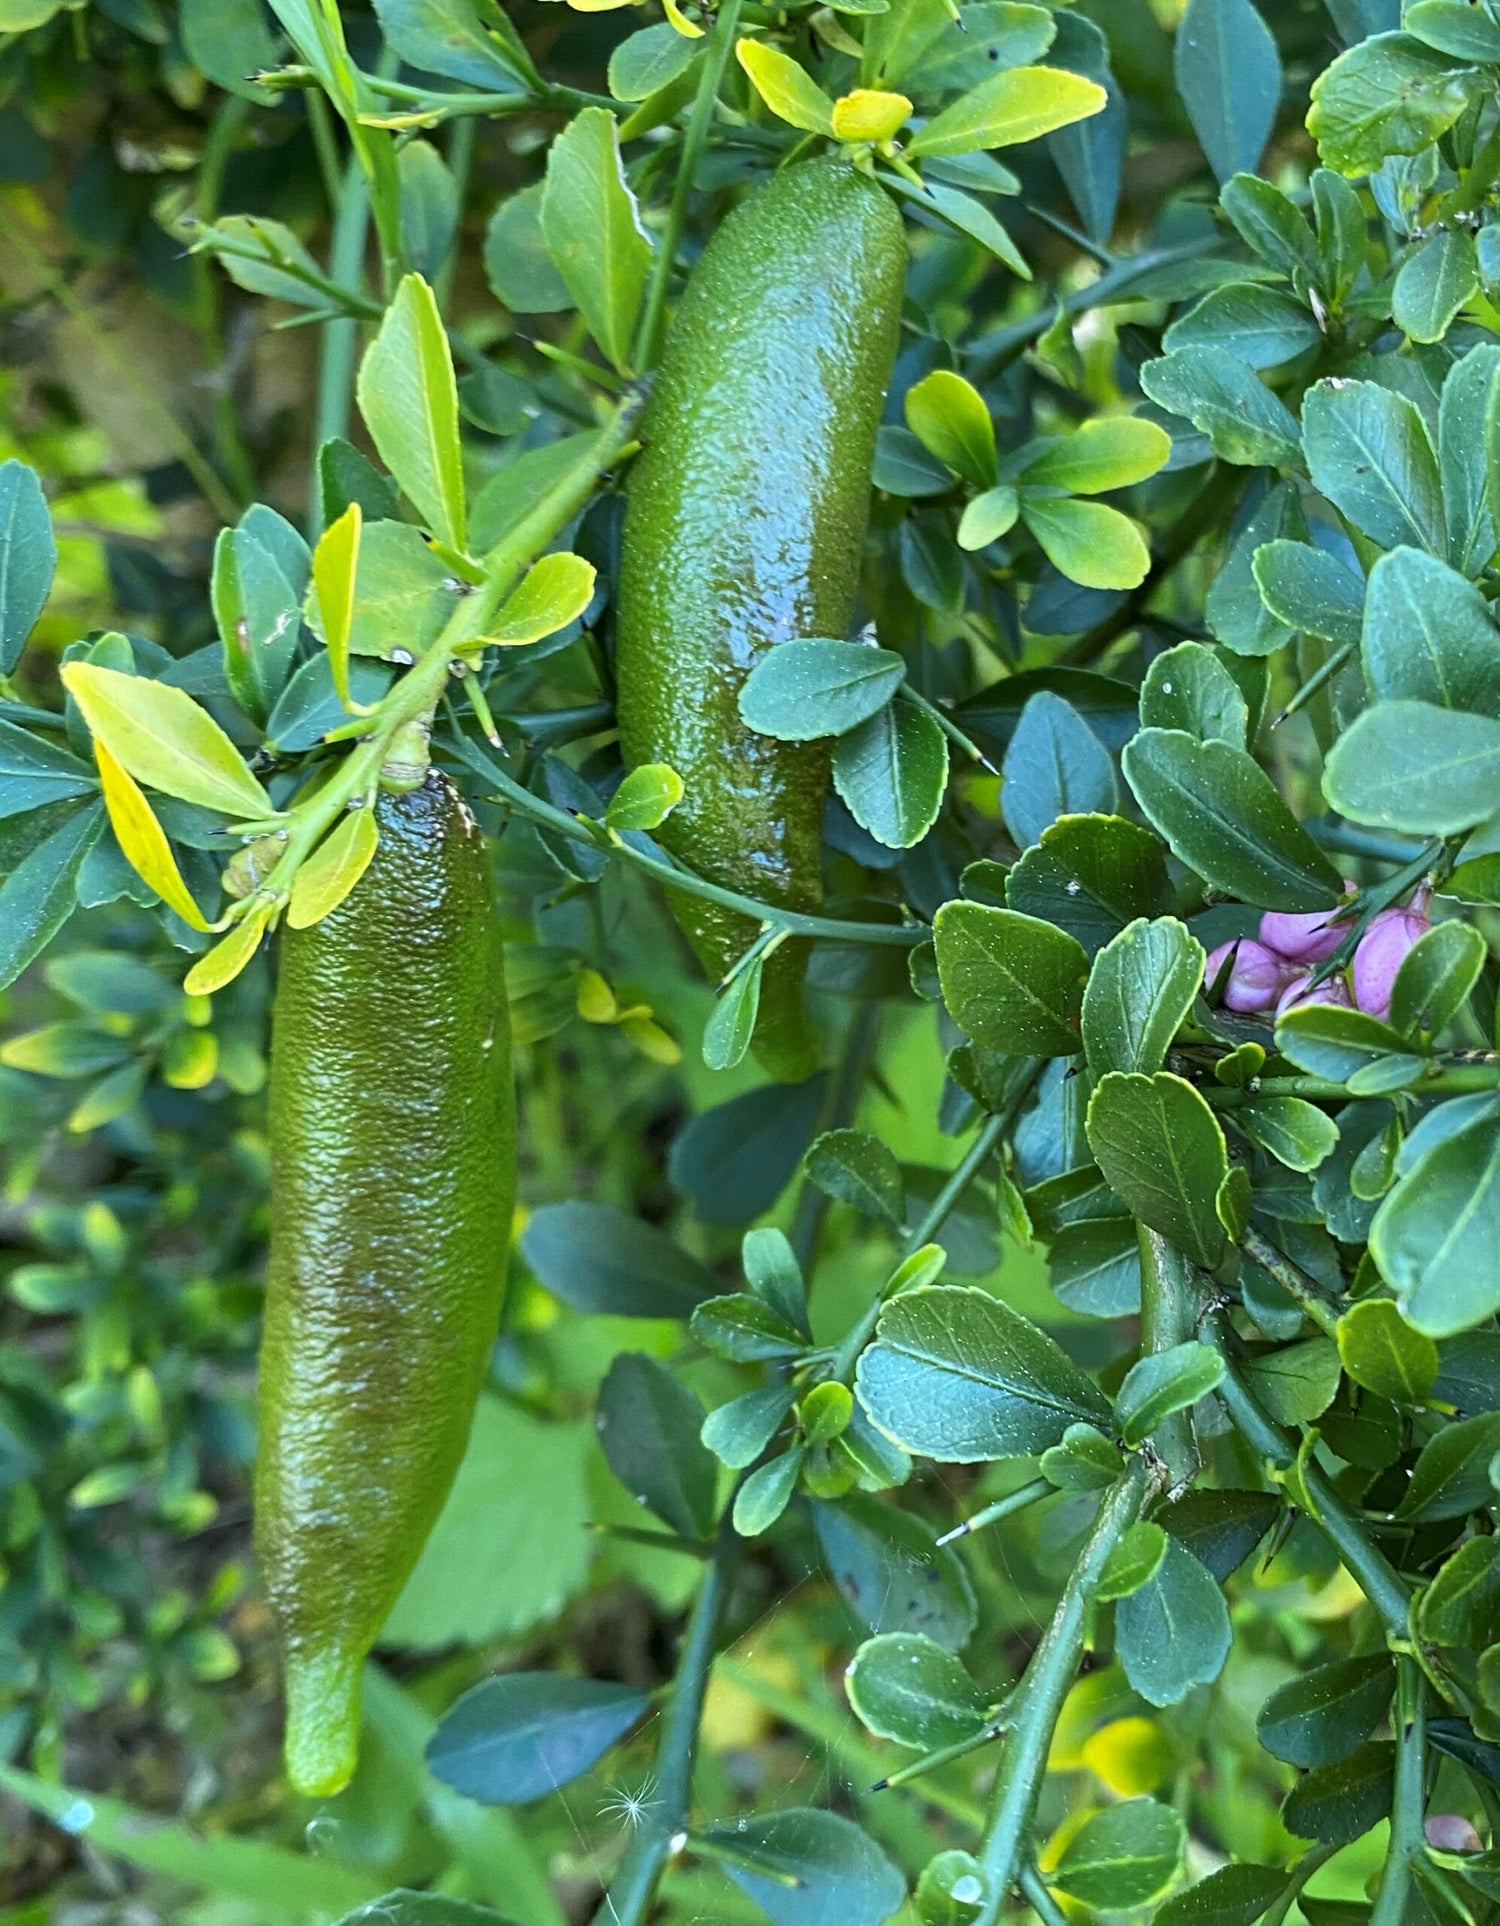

{"left": 616, "top": 158, "right": 906, "bottom": 1080}
{"left": 258, "top": 771, "right": 513, "bottom": 1797}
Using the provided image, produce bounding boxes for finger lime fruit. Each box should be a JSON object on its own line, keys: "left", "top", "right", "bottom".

{"left": 258, "top": 770, "right": 513, "bottom": 1796}
{"left": 616, "top": 157, "right": 906, "bottom": 1080}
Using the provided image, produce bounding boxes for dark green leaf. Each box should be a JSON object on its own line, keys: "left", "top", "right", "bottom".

{"left": 1391, "top": 920, "right": 1487, "bottom": 1040}
{"left": 595, "top": 1353, "right": 716, "bottom": 1539}
{"left": 669, "top": 1078, "right": 828, "bottom": 1224}
{"left": 426, "top": 1674, "right": 649, "bottom": 1804}
{"left": 1238, "top": 1098, "right": 1339, "bottom": 1172}
{"left": 1116, "top": 1532, "right": 1232, "bottom": 1706}
{"left": 1221, "top": 174, "right": 1320, "bottom": 280}
{"left": 371, "top": 0, "right": 531, "bottom": 87}
{"left": 1154, "top": 1863, "right": 1289, "bottom": 1926}
{"left": 933, "top": 901, "right": 1088, "bottom": 1055}
{"left": 702, "top": 954, "right": 762, "bottom": 1073}
{"left": 1257, "top": 1655, "right": 1395, "bottom": 1768}
{"left": 806, "top": 1129, "right": 905, "bottom": 1227}
{"left": 692, "top": 1293, "right": 807, "bottom": 1363}
{"left": 0, "top": 803, "right": 103, "bottom": 990}
{"left": 1081, "top": 915, "right": 1203, "bottom": 1078}
{"left": 1251, "top": 541, "right": 1365, "bottom": 647}
{"left": 1393, "top": 227, "right": 1478, "bottom": 344}
{"left": 1281, "top": 1741, "right": 1395, "bottom": 1844}
{"left": 608, "top": 23, "right": 697, "bottom": 101}
{"left": 1005, "top": 812, "right": 1172, "bottom": 954}
{"left": 1417, "top": 1536, "right": 1500, "bottom": 1648}
{"left": 0, "top": 460, "right": 56, "bottom": 675}
{"left": 812, "top": 1493, "right": 977, "bottom": 1646}
{"left": 1053, "top": 1797, "right": 1184, "bottom": 1908}
{"left": 1139, "top": 349, "right": 1303, "bottom": 468}
{"left": 832, "top": 698, "right": 947, "bottom": 849}
{"left": 1396, "top": 1411, "right": 1500, "bottom": 1519}
{"left": 1173, "top": 0, "right": 1280, "bottom": 182}
{"left": 0, "top": 720, "right": 97, "bottom": 820}
{"left": 1165, "top": 283, "right": 1321, "bottom": 371}
{"left": 855, "top": 1283, "right": 1111, "bottom": 1462}
{"left": 844, "top": 1632, "right": 988, "bottom": 1749}
{"left": 483, "top": 184, "right": 572, "bottom": 313}
{"left": 1047, "top": 1216, "right": 1141, "bottom": 1317}
{"left": 696, "top": 1808, "right": 906, "bottom": 1926}
{"left": 1325, "top": 700, "right": 1500, "bottom": 835}
{"left": 1158, "top": 1488, "right": 1280, "bottom": 1582}
{"left": 1000, "top": 690, "right": 1116, "bottom": 847}
{"left": 1124, "top": 729, "right": 1341, "bottom": 910}
{"left": 1140, "top": 643, "right": 1249, "bottom": 746}
{"left": 1086, "top": 1071, "right": 1231, "bottom": 1269}
{"left": 1302, "top": 378, "right": 1444, "bottom": 556}
{"left": 521, "top": 1201, "right": 716, "bottom": 1317}
{"left": 1361, "top": 547, "right": 1500, "bottom": 716}
{"left": 739, "top": 639, "right": 905, "bottom": 741}
{"left": 1116, "top": 1341, "right": 1225, "bottom": 1448}
{"left": 1240, "top": 1335, "right": 1341, "bottom": 1424}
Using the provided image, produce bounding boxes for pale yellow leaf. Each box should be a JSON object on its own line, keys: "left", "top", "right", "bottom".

{"left": 62, "top": 663, "right": 273, "bottom": 819}
{"left": 313, "top": 502, "right": 362, "bottom": 709}
{"left": 831, "top": 88, "right": 911, "bottom": 143}
{"left": 183, "top": 900, "right": 275, "bottom": 996}
{"left": 908, "top": 64, "right": 1105, "bottom": 159}
{"left": 93, "top": 740, "right": 212, "bottom": 932}
{"left": 286, "top": 806, "right": 380, "bottom": 929}
{"left": 736, "top": 38, "right": 835, "bottom": 134}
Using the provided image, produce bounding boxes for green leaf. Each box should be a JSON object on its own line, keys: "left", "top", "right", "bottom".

{"left": 1337, "top": 1298, "right": 1437, "bottom": 1402}
{"left": 1391, "top": 920, "right": 1486, "bottom": 1041}
{"left": 1124, "top": 729, "right": 1341, "bottom": 910}
{"left": 399, "top": 139, "right": 460, "bottom": 286}
{"left": 696, "top": 1808, "right": 906, "bottom": 1926}
{"left": 520, "top": 1200, "right": 716, "bottom": 1317}
{"left": 1140, "top": 642, "right": 1248, "bottom": 747}
{"left": 0, "top": 802, "right": 102, "bottom": 990}
{"left": 807, "top": 1128, "right": 905, "bottom": 1227}
{"left": 1393, "top": 227, "right": 1478, "bottom": 343}
{"left": 1308, "top": 32, "right": 1477, "bottom": 177}
{"left": 1274, "top": 1003, "right": 1413, "bottom": 1087}
{"left": 1116, "top": 1341, "right": 1226, "bottom": 1448}
{"left": 604, "top": 762, "right": 683, "bottom": 833}
{"left": 1085, "top": 1071, "right": 1230, "bottom": 1269}
{"left": 887, "top": 176, "right": 1030, "bottom": 278}
{"left": 1407, "top": 0, "right": 1500, "bottom": 57}
{"left": 1053, "top": 1798, "right": 1185, "bottom": 1909}
{"left": 736, "top": 38, "right": 836, "bottom": 133}
{"left": 1257, "top": 1655, "right": 1395, "bottom": 1768}
{"left": 1021, "top": 415, "right": 1171, "bottom": 494}
{"left": 1221, "top": 173, "right": 1320, "bottom": 279}
{"left": 1005, "top": 812, "right": 1171, "bottom": 954}
{"left": 595, "top": 1352, "right": 716, "bottom": 1538}
{"left": 335, "top": 1898, "right": 517, "bottom": 1926}
{"left": 0, "top": 459, "right": 55, "bottom": 675}
{"left": 1399, "top": 1410, "right": 1500, "bottom": 1519}
{"left": 1095, "top": 1518, "right": 1167, "bottom": 1599}
{"left": 490, "top": 550, "right": 596, "bottom": 645}
{"left": 1046, "top": 1217, "right": 1141, "bottom": 1317}
{"left": 1241, "top": 1335, "right": 1341, "bottom": 1425}
{"left": 609, "top": 23, "right": 698, "bottom": 101}
{"left": 1442, "top": 343, "right": 1500, "bottom": 576}
{"left": 832, "top": 699, "right": 947, "bottom": 849}
{"left": 693, "top": 1292, "right": 807, "bottom": 1363}
{"left": 1251, "top": 540, "right": 1365, "bottom": 647}
{"left": 958, "top": 483, "right": 1021, "bottom": 551}
{"left": 844, "top": 1633, "right": 988, "bottom": 1750}
{"left": 702, "top": 1382, "right": 796, "bottom": 1469}
{"left": 1154, "top": 1864, "right": 1290, "bottom": 1926}
{"left": 1173, "top": 0, "right": 1280, "bottom": 183}
{"left": 739, "top": 638, "right": 906, "bottom": 741}
{"left": 1237, "top": 1097, "right": 1339, "bottom": 1172}
{"left": 286, "top": 806, "right": 379, "bottom": 931}
{"left": 855, "top": 1283, "right": 1111, "bottom": 1462}
{"left": 1207, "top": 481, "right": 1303, "bottom": 656}
{"left": 371, "top": 0, "right": 532, "bottom": 88}
{"left": 1139, "top": 348, "right": 1303, "bottom": 469}
{"left": 1417, "top": 1536, "right": 1500, "bottom": 1647}
{"left": 904, "top": 370, "right": 996, "bottom": 488}
{"left": 426, "top": 1673, "right": 649, "bottom": 1805}
{"left": 1116, "top": 1532, "right": 1232, "bottom": 1706}
{"left": 0, "top": 718, "right": 97, "bottom": 820}
{"left": 1164, "top": 282, "right": 1322, "bottom": 372}
{"left": 1001, "top": 691, "right": 1116, "bottom": 846}
{"left": 743, "top": 1226, "right": 809, "bottom": 1334}
{"left": 933, "top": 901, "right": 1088, "bottom": 1055}
{"left": 540, "top": 108, "right": 651, "bottom": 374}
{"left": 484, "top": 184, "right": 572, "bottom": 314}
{"left": 1361, "top": 546, "right": 1500, "bottom": 716}
{"left": 1020, "top": 494, "right": 1149, "bottom": 591}
{"left": 1281, "top": 1741, "right": 1395, "bottom": 1845}
{"left": 60, "top": 663, "right": 272, "bottom": 819}
{"left": 311, "top": 503, "right": 361, "bottom": 712}
{"left": 1041, "top": 1419, "right": 1125, "bottom": 1489}
{"left": 356, "top": 274, "right": 466, "bottom": 552}
{"left": 732, "top": 1455, "right": 798, "bottom": 1535}
{"left": 1324, "top": 699, "right": 1500, "bottom": 835}
{"left": 812, "top": 1493, "right": 975, "bottom": 1645}
{"left": 1372, "top": 1117, "right": 1500, "bottom": 1336}
{"left": 1081, "top": 916, "right": 1203, "bottom": 1078}
{"left": 907, "top": 62, "right": 1105, "bottom": 157}
{"left": 385, "top": 1398, "right": 593, "bottom": 1647}
{"left": 1302, "top": 378, "right": 1444, "bottom": 556}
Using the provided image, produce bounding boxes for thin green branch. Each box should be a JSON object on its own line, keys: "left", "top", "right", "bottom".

{"left": 1208, "top": 1064, "right": 1498, "bottom": 1106}
{"left": 592, "top": 1523, "right": 740, "bottom": 1926}
{"left": 936, "top": 1476, "right": 1052, "bottom": 1547}
{"left": 633, "top": 0, "right": 745, "bottom": 371}
{"left": 1240, "top": 1225, "right": 1342, "bottom": 1338}
{"left": 1371, "top": 1659, "right": 1429, "bottom": 1926}
{"left": 971, "top": 1465, "right": 1155, "bottom": 1923}
{"left": 1018, "top": 1864, "right": 1069, "bottom": 1926}
{"left": 1261, "top": 1844, "right": 1340, "bottom": 1926}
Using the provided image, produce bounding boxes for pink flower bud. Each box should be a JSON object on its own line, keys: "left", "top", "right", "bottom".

{"left": 1426, "top": 1814, "right": 1482, "bottom": 1853}
{"left": 1258, "top": 904, "right": 1348, "bottom": 964}
{"left": 1205, "top": 938, "right": 1295, "bottom": 1013}
{"left": 1352, "top": 903, "right": 1431, "bottom": 1021}
{"left": 1276, "top": 969, "right": 1352, "bottom": 1017}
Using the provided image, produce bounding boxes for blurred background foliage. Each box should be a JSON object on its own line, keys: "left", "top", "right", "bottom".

{"left": 0, "top": 0, "right": 1416, "bottom": 1918}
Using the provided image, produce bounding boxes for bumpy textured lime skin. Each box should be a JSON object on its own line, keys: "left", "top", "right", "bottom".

{"left": 258, "top": 771, "right": 513, "bottom": 1797}
{"left": 616, "top": 158, "right": 906, "bottom": 1080}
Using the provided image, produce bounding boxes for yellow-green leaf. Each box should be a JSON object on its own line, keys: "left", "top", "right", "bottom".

{"left": 356, "top": 274, "right": 466, "bottom": 553}
{"left": 1022, "top": 417, "right": 1173, "bottom": 495}
{"left": 904, "top": 370, "right": 997, "bottom": 489}
{"left": 286, "top": 806, "right": 379, "bottom": 929}
{"left": 737, "top": 38, "right": 835, "bottom": 134}
{"left": 1022, "top": 496, "right": 1150, "bottom": 590}
{"left": 663, "top": 0, "right": 704, "bottom": 36}
{"left": 488, "top": 551, "right": 597, "bottom": 646}
{"left": 831, "top": 88, "right": 910, "bottom": 143}
{"left": 93, "top": 740, "right": 212, "bottom": 932}
{"left": 312, "top": 502, "right": 362, "bottom": 710}
{"left": 63, "top": 663, "right": 272, "bottom": 819}
{"left": 908, "top": 64, "right": 1105, "bottom": 158}
{"left": 183, "top": 900, "right": 275, "bottom": 996}
{"left": 958, "top": 484, "right": 1019, "bottom": 551}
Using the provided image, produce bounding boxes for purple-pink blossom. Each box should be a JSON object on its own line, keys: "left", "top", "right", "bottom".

{"left": 1352, "top": 902, "right": 1431, "bottom": 1022}
{"left": 1204, "top": 938, "right": 1296, "bottom": 1013}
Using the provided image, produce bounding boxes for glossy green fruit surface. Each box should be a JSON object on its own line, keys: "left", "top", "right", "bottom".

{"left": 616, "top": 157, "right": 906, "bottom": 1080}
{"left": 257, "top": 771, "right": 513, "bottom": 1796}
